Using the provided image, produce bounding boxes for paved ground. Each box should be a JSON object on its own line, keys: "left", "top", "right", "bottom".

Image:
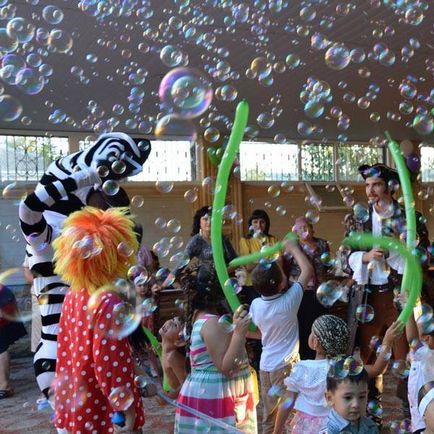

{"left": 1, "top": 344, "right": 405, "bottom": 433}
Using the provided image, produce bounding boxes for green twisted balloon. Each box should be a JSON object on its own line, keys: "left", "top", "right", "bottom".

{"left": 211, "top": 100, "right": 249, "bottom": 315}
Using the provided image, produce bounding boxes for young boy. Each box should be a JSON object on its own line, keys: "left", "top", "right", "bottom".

{"left": 248, "top": 240, "right": 313, "bottom": 434}
{"left": 323, "top": 361, "right": 378, "bottom": 434}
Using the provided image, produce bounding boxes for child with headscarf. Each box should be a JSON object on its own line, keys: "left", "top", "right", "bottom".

{"left": 273, "top": 315, "right": 402, "bottom": 434}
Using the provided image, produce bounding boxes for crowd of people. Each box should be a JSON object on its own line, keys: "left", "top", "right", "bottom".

{"left": 0, "top": 133, "right": 434, "bottom": 434}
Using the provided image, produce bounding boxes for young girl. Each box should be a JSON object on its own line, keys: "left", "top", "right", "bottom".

{"left": 274, "top": 314, "right": 402, "bottom": 434}
{"left": 174, "top": 262, "right": 257, "bottom": 433}
{"left": 159, "top": 316, "right": 187, "bottom": 398}
{"left": 52, "top": 207, "right": 144, "bottom": 434}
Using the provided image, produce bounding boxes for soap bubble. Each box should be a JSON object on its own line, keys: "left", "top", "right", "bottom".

{"left": 203, "top": 127, "right": 220, "bottom": 142}
{"left": 167, "top": 218, "right": 181, "bottom": 233}
{"left": 131, "top": 195, "right": 144, "bottom": 208}
{"left": 305, "top": 209, "right": 320, "bottom": 224}
{"left": 117, "top": 242, "right": 134, "bottom": 257}
{"left": 325, "top": 44, "right": 350, "bottom": 70}
{"left": 184, "top": 188, "right": 198, "bottom": 203}
{"left": 96, "top": 165, "right": 109, "bottom": 178}
{"left": 0, "top": 28, "right": 18, "bottom": 53}
{"left": 159, "top": 67, "right": 213, "bottom": 119}
{"left": 106, "top": 302, "right": 142, "bottom": 339}
{"left": 353, "top": 203, "right": 369, "bottom": 223}
{"left": 0, "top": 95, "right": 23, "bottom": 121}
{"left": 169, "top": 252, "right": 189, "bottom": 269}
{"left": 413, "top": 114, "right": 433, "bottom": 136}
{"left": 355, "top": 304, "right": 375, "bottom": 323}
{"left": 267, "top": 185, "right": 280, "bottom": 198}
{"left": 276, "top": 205, "right": 287, "bottom": 216}
{"left": 328, "top": 358, "right": 349, "bottom": 379}
{"left": 218, "top": 314, "right": 235, "bottom": 333}
{"left": 111, "top": 160, "right": 126, "bottom": 175}
{"left": 155, "top": 115, "right": 197, "bottom": 142}
{"left": 127, "top": 265, "right": 149, "bottom": 286}
{"left": 48, "top": 29, "right": 73, "bottom": 53}
{"left": 72, "top": 235, "right": 103, "bottom": 260}
{"left": 267, "top": 383, "right": 283, "bottom": 397}
{"left": 316, "top": 281, "right": 343, "bottom": 307}
{"left": 343, "top": 356, "right": 364, "bottom": 375}
{"left": 160, "top": 45, "right": 183, "bottom": 67}
{"left": 391, "top": 360, "right": 410, "bottom": 379}
{"left": 140, "top": 298, "right": 157, "bottom": 317}
{"left": 194, "top": 419, "right": 211, "bottom": 433}
{"left": 15, "top": 68, "right": 45, "bottom": 95}
{"left": 42, "top": 5, "right": 64, "bottom": 24}
{"left": 370, "top": 336, "right": 381, "bottom": 352}
{"left": 155, "top": 217, "right": 167, "bottom": 230}
{"left": 320, "top": 252, "right": 335, "bottom": 267}
{"left": 156, "top": 267, "right": 174, "bottom": 286}
{"left": 6, "top": 17, "right": 35, "bottom": 43}
{"left": 102, "top": 180, "right": 119, "bottom": 196}
{"left": 224, "top": 278, "right": 242, "bottom": 295}
{"left": 367, "top": 400, "right": 383, "bottom": 418}
{"left": 155, "top": 180, "right": 174, "bottom": 193}
{"left": 108, "top": 386, "right": 134, "bottom": 411}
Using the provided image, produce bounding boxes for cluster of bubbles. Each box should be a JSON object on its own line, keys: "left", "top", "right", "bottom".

{"left": 300, "top": 77, "right": 332, "bottom": 121}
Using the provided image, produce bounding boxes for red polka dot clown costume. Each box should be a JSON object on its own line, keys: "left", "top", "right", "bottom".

{"left": 52, "top": 207, "right": 144, "bottom": 434}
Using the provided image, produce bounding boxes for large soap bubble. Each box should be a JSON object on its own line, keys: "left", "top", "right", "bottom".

{"left": 159, "top": 67, "right": 213, "bottom": 119}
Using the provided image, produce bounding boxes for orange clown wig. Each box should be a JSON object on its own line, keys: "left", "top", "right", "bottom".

{"left": 53, "top": 206, "right": 138, "bottom": 293}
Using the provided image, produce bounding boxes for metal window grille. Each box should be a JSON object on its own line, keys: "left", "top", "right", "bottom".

{"left": 239, "top": 141, "right": 385, "bottom": 182}
{"left": 0, "top": 135, "right": 69, "bottom": 182}
{"left": 337, "top": 143, "right": 385, "bottom": 182}
{"left": 239, "top": 141, "right": 299, "bottom": 181}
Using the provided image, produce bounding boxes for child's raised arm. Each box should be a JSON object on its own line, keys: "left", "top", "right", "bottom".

{"left": 284, "top": 240, "right": 314, "bottom": 289}
{"left": 365, "top": 320, "right": 403, "bottom": 377}
{"left": 203, "top": 307, "right": 250, "bottom": 377}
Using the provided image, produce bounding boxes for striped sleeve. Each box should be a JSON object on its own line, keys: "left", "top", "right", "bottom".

{"left": 19, "top": 177, "right": 78, "bottom": 239}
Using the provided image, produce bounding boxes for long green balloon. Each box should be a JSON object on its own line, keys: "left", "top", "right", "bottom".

{"left": 385, "top": 131, "right": 417, "bottom": 306}
{"left": 343, "top": 234, "right": 422, "bottom": 324}
{"left": 211, "top": 100, "right": 249, "bottom": 315}
{"left": 229, "top": 232, "right": 297, "bottom": 268}
{"left": 142, "top": 326, "right": 171, "bottom": 392}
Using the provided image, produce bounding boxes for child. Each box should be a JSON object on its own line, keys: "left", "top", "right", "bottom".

{"left": 324, "top": 362, "right": 379, "bottom": 433}
{"left": 248, "top": 240, "right": 313, "bottom": 434}
{"left": 275, "top": 316, "right": 402, "bottom": 433}
{"left": 174, "top": 263, "right": 257, "bottom": 433}
{"left": 418, "top": 381, "right": 434, "bottom": 434}
{"left": 159, "top": 316, "right": 187, "bottom": 398}
{"left": 52, "top": 207, "right": 144, "bottom": 433}
{"left": 405, "top": 303, "right": 434, "bottom": 434}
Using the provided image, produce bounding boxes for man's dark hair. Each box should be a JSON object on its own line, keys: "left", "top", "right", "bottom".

{"left": 326, "top": 358, "right": 369, "bottom": 392}
{"left": 251, "top": 261, "right": 283, "bottom": 296}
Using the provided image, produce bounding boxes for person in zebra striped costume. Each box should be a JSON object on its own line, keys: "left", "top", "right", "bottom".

{"left": 19, "top": 132, "right": 151, "bottom": 400}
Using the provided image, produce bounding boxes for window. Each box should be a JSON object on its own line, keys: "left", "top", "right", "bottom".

{"left": 239, "top": 141, "right": 385, "bottom": 182}
{"left": 337, "top": 143, "right": 385, "bottom": 182}
{"left": 301, "top": 143, "right": 334, "bottom": 181}
{"left": 0, "top": 135, "right": 69, "bottom": 182}
{"left": 421, "top": 144, "right": 434, "bottom": 183}
{"left": 129, "top": 140, "right": 194, "bottom": 182}
{"left": 239, "top": 141, "right": 298, "bottom": 181}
